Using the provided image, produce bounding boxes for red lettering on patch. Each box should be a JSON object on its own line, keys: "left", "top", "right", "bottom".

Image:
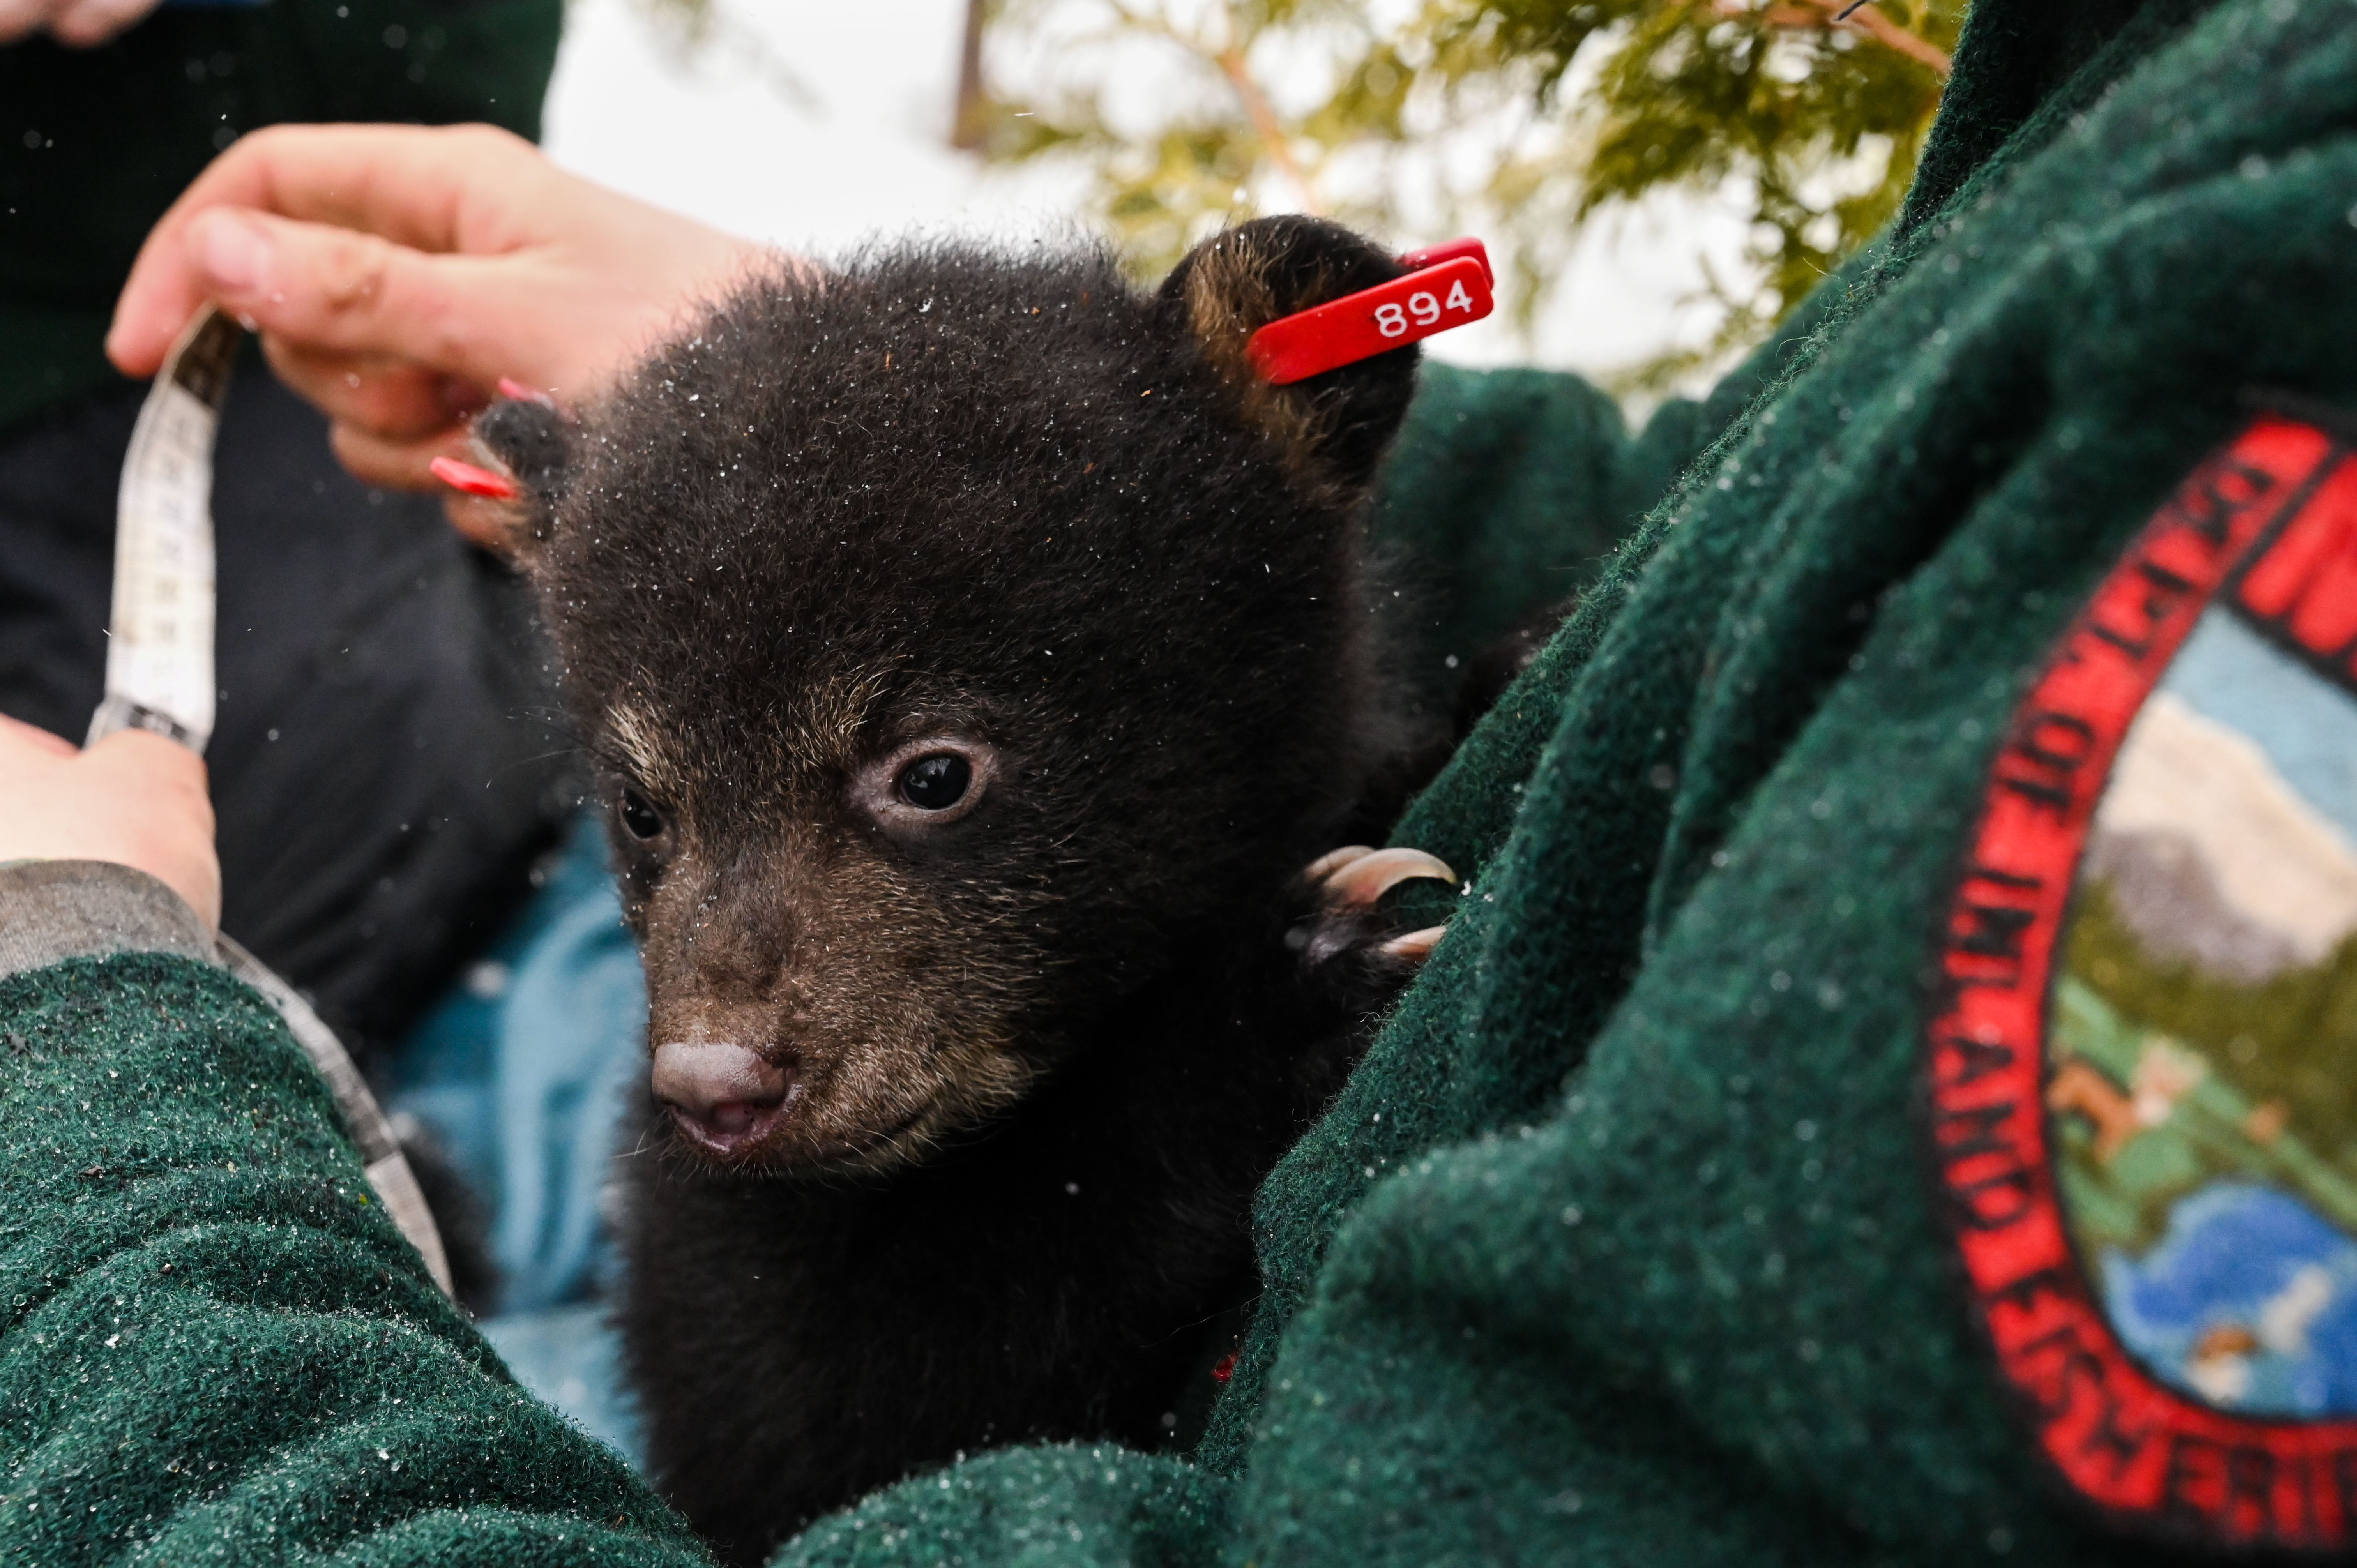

{"left": 2233, "top": 458, "right": 2357, "bottom": 679}
{"left": 1931, "top": 415, "right": 2357, "bottom": 1550}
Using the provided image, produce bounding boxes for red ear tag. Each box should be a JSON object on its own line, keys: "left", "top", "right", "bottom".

{"left": 429, "top": 456, "right": 521, "bottom": 500}
{"left": 1397, "top": 236, "right": 1493, "bottom": 285}
{"left": 1246, "top": 255, "right": 1494, "bottom": 386}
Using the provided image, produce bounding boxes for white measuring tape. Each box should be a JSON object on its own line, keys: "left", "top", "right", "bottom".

{"left": 88, "top": 306, "right": 239, "bottom": 753}
{"left": 89, "top": 305, "right": 454, "bottom": 1299}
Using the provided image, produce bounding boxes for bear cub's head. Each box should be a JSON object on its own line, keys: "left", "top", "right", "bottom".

{"left": 477, "top": 216, "right": 1420, "bottom": 1176}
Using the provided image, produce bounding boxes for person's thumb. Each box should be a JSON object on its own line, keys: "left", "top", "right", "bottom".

{"left": 81, "top": 731, "right": 220, "bottom": 930}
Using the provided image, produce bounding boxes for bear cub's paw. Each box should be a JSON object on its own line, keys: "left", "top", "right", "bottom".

{"left": 1290, "top": 844, "right": 1457, "bottom": 1005}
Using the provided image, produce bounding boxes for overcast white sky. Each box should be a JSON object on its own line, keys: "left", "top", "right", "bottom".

{"left": 539, "top": 0, "right": 1754, "bottom": 390}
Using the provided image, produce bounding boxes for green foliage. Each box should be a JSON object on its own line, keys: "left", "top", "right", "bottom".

{"left": 972, "top": 0, "right": 1961, "bottom": 382}
{"left": 2067, "top": 880, "right": 2357, "bottom": 1169}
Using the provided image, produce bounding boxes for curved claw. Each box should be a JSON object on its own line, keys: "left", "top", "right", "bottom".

{"left": 1378, "top": 924, "right": 1449, "bottom": 962}
{"left": 1302, "top": 844, "right": 1377, "bottom": 883}
{"left": 1318, "top": 846, "right": 1459, "bottom": 910}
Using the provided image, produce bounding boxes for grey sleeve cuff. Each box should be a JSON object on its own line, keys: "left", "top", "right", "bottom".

{"left": 0, "top": 860, "right": 218, "bottom": 981}
{"left": 0, "top": 863, "right": 455, "bottom": 1294}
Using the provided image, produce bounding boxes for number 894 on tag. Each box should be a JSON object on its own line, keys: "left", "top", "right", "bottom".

{"left": 1246, "top": 255, "right": 1495, "bottom": 386}
{"left": 1375, "top": 274, "right": 1478, "bottom": 338}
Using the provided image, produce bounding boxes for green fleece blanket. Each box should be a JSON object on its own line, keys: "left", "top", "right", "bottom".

{"left": 8, "top": 0, "right": 2357, "bottom": 1561}
{"left": 0, "top": 953, "right": 706, "bottom": 1565}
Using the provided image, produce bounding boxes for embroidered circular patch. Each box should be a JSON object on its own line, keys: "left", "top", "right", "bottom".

{"left": 1932, "top": 413, "right": 2357, "bottom": 1548}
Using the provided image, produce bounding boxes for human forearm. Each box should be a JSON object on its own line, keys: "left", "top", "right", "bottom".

{"left": 0, "top": 867, "right": 710, "bottom": 1564}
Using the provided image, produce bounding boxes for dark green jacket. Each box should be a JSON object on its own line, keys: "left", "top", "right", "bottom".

{"left": 6, "top": 0, "right": 2355, "bottom": 1560}
{"left": 0, "top": 0, "right": 561, "bottom": 434}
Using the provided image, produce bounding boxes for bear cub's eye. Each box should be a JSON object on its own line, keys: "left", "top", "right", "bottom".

{"left": 855, "top": 736, "right": 996, "bottom": 830}
{"left": 898, "top": 753, "right": 972, "bottom": 810}
{"left": 618, "top": 786, "right": 666, "bottom": 841}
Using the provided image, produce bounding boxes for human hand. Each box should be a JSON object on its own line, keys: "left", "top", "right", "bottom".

{"left": 109, "top": 124, "right": 769, "bottom": 543}
{"left": 0, "top": 0, "right": 163, "bottom": 47}
{"left": 0, "top": 717, "right": 219, "bottom": 928}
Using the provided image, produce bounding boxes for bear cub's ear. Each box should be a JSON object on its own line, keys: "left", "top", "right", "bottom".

{"left": 1158, "top": 214, "right": 1420, "bottom": 499}
{"left": 459, "top": 394, "right": 576, "bottom": 562}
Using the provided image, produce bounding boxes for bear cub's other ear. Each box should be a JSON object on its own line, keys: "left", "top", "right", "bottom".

{"left": 458, "top": 395, "right": 576, "bottom": 562}
{"left": 1158, "top": 214, "right": 1419, "bottom": 498}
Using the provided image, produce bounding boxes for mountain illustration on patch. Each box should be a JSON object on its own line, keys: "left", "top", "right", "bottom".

{"left": 2054, "top": 604, "right": 2357, "bottom": 1418}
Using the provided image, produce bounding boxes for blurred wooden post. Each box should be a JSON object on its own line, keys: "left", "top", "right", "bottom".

{"left": 951, "top": 0, "right": 989, "bottom": 150}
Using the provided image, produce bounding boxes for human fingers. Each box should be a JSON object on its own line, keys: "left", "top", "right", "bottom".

{"left": 165, "top": 207, "right": 531, "bottom": 386}
{"left": 440, "top": 491, "right": 532, "bottom": 555}
{"left": 0, "top": 724, "right": 219, "bottom": 927}
{"left": 0, "top": 715, "right": 76, "bottom": 799}
{"left": 78, "top": 733, "right": 220, "bottom": 928}
{"left": 145, "top": 204, "right": 705, "bottom": 405}
{"left": 261, "top": 337, "right": 487, "bottom": 449}
{"left": 110, "top": 123, "right": 757, "bottom": 388}
{"left": 0, "top": 0, "right": 66, "bottom": 44}
{"left": 109, "top": 123, "right": 552, "bottom": 375}
{"left": 319, "top": 426, "right": 534, "bottom": 551}
{"left": 315, "top": 424, "right": 535, "bottom": 549}
{"left": 326, "top": 419, "right": 468, "bottom": 495}
{"left": 325, "top": 422, "right": 559, "bottom": 542}
{"left": 45, "top": 0, "right": 164, "bottom": 46}
{"left": 0, "top": 714, "right": 78, "bottom": 759}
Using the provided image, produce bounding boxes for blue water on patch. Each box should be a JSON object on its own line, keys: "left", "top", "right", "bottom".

{"left": 2102, "top": 1182, "right": 2357, "bottom": 1416}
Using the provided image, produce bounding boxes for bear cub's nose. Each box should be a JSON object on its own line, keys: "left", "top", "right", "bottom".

{"left": 651, "top": 1040, "right": 796, "bottom": 1155}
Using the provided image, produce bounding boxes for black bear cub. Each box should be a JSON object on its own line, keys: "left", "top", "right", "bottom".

{"left": 476, "top": 215, "right": 1451, "bottom": 1563}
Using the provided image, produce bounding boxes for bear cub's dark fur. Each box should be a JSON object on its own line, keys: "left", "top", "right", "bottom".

{"left": 479, "top": 216, "right": 1436, "bottom": 1563}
